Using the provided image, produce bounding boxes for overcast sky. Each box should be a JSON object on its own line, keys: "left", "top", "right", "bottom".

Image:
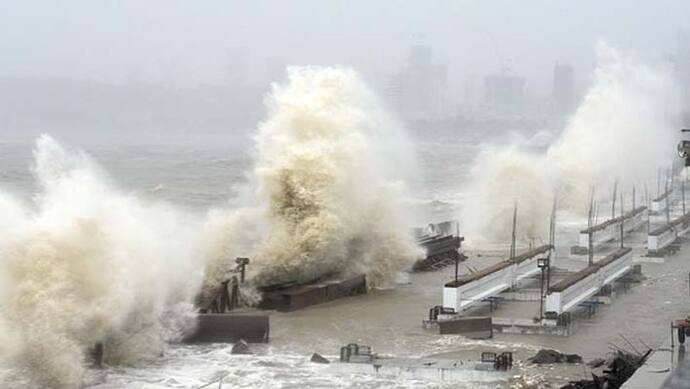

{"left": 2, "top": 0, "right": 689, "bottom": 94}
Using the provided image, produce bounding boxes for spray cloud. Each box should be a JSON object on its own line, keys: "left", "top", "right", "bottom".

{"left": 463, "top": 42, "right": 679, "bottom": 242}
{"left": 203, "top": 66, "right": 419, "bottom": 289}
{"left": 0, "top": 136, "right": 202, "bottom": 388}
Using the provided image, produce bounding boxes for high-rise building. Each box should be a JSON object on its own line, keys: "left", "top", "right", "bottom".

{"left": 408, "top": 45, "right": 432, "bottom": 68}
{"left": 265, "top": 56, "right": 286, "bottom": 85}
{"left": 227, "top": 47, "right": 249, "bottom": 85}
{"left": 389, "top": 45, "right": 448, "bottom": 119}
{"left": 483, "top": 73, "right": 525, "bottom": 108}
{"left": 552, "top": 63, "right": 575, "bottom": 114}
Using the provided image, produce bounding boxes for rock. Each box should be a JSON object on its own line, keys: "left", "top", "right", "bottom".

{"left": 310, "top": 353, "right": 330, "bottom": 364}
{"left": 586, "top": 358, "right": 606, "bottom": 368}
{"left": 231, "top": 339, "right": 251, "bottom": 355}
{"left": 560, "top": 349, "right": 650, "bottom": 389}
{"left": 529, "top": 349, "right": 582, "bottom": 364}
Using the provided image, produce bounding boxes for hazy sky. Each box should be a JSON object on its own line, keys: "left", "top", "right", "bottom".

{"left": 2, "top": 0, "right": 689, "bottom": 94}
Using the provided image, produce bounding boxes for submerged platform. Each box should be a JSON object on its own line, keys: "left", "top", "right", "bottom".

{"left": 328, "top": 357, "right": 512, "bottom": 382}
{"left": 260, "top": 274, "right": 366, "bottom": 312}
{"left": 331, "top": 343, "right": 512, "bottom": 383}
{"left": 182, "top": 313, "right": 270, "bottom": 343}
{"left": 622, "top": 339, "right": 678, "bottom": 389}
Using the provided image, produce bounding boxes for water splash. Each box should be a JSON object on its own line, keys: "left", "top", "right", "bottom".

{"left": 202, "top": 66, "right": 420, "bottom": 289}
{"left": 0, "top": 135, "right": 202, "bottom": 388}
{"left": 463, "top": 42, "right": 678, "bottom": 242}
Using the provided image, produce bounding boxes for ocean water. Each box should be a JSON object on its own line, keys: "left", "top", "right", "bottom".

{"left": 0, "top": 132, "right": 687, "bottom": 388}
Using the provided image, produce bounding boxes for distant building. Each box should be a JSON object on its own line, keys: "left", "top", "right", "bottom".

{"left": 387, "top": 45, "right": 448, "bottom": 119}
{"left": 552, "top": 63, "right": 575, "bottom": 114}
{"left": 483, "top": 73, "right": 525, "bottom": 109}
{"left": 227, "top": 47, "right": 249, "bottom": 85}
{"left": 265, "top": 56, "right": 286, "bottom": 85}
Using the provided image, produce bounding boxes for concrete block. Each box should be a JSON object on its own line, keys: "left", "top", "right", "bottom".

{"left": 183, "top": 313, "right": 269, "bottom": 343}
{"left": 438, "top": 316, "right": 492, "bottom": 339}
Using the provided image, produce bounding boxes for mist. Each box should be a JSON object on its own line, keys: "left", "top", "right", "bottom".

{"left": 2, "top": 1, "right": 690, "bottom": 140}
{"left": 2, "top": 2, "right": 690, "bottom": 388}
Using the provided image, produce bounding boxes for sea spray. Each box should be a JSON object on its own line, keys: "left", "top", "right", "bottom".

{"left": 202, "top": 66, "right": 419, "bottom": 289}
{"left": 0, "top": 136, "right": 203, "bottom": 388}
{"left": 462, "top": 146, "right": 554, "bottom": 244}
{"left": 463, "top": 42, "right": 678, "bottom": 242}
{"left": 549, "top": 42, "right": 679, "bottom": 211}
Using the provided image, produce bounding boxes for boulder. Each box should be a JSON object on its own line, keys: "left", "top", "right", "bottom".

{"left": 310, "top": 353, "right": 330, "bottom": 364}
{"left": 231, "top": 339, "right": 251, "bottom": 355}
{"left": 529, "top": 349, "right": 582, "bottom": 364}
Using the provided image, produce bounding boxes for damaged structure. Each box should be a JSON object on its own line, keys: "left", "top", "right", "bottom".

{"left": 185, "top": 257, "right": 270, "bottom": 344}
{"left": 259, "top": 274, "right": 367, "bottom": 312}
{"left": 412, "top": 221, "right": 465, "bottom": 271}
{"left": 329, "top": 343, "right": 513, "bottom": 382}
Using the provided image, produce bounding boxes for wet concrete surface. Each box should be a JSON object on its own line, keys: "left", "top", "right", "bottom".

{"left": 265, "top": 224, "right": 690, "bottom": 387}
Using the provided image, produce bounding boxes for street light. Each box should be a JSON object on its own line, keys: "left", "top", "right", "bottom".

{"left": 537, "top": 257, "right": 550, "bottom": 322}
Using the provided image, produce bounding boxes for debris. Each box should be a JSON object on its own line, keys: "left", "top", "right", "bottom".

{"left": 310, "top": 353, "right": 330, "bottom": 364}
{"left": 560, "top": 349, "right": 651, "bottom": 389}
{"left": 412, "top": 221, "right": 464, "bottom": 272}
{"left": 529, "top": 349, "right": 583, "bottom": 364}
{"left": 586, "top": 358, "right": 606, "bottom": 368}
{"left": 231, "top": 339, "right": 251, "bottom": 355}
{"left": 340, "top": 343, "right": 374, "bottom": 363}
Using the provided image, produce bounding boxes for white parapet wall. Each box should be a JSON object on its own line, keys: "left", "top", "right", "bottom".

{"left": 578, "top": 223, "right": 617, "bottom": 249}
{"left": 599, "top": 248, "right": 634, "bottom": 285}
{"left": 575, "top": 207, "right": 648, "bottom": 253}
{"left": 651, "top": 190, "right": 672, "bottom": 213}
{"left": 623, "top": 208, "right": 648, "bottom": 232}
{"left": 648, "top": 227, "right": 676, "bottom": 254}
{"left": 545, "top": 248, "right": 632, "bottom": 315}
{"left": 647, "top": 213, "right": 690, "bottom": 255}
{"left": 545, "top": 268, "right": 600, "bottom": 315}
{"left": 443, "top": 245, "right": 550, "bottom": 312}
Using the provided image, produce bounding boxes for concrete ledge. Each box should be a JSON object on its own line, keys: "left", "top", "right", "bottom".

{"left": 492, "top": 317, "right": 574, "bottom": 336}
{"left": 648, "top": 243, "right": 681, "bottom": 258}
{"left": 183, "top": 313, "right": 269, "bottom": 343}
{"left": 438, "top": 316, "right": 493, "bottom": 339}
{"left": 260, "top": 275, "right": 366, "bottom": 312}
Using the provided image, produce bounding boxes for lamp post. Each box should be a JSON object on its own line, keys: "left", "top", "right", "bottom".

{"left": 538, "top": 257, "right": 550, "bottom": 322}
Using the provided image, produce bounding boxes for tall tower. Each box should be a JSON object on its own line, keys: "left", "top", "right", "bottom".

{"left": 552, "top": 63, "right": 574, "bottom": 114}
